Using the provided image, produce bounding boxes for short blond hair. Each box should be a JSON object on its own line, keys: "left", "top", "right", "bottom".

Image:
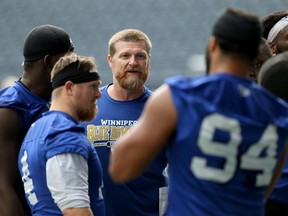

{"left": 51, "top": 53, "right": 97, "bottom": 80}
{"left": 108, "top": 29, "right": 152, "bottom": 56}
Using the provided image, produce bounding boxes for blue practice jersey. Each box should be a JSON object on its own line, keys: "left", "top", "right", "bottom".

{"left": 0, "top": 80, "right": 50, "bottom": 215}
{"left": 18, "top": 111, "right": 105, "bottom": 215}
{"left": 164, "top": 74, "right": 288, "bottom": 216}
{"left": 0, "top": 81, "right": 50, "bottom": 137}
{"left": 83, "top": 84, "right": 167, "bottom": 216}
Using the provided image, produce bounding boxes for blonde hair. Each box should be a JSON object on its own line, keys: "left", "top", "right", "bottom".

{"left": 51, "top": 53, "right": 97, "bottom": 80}
{"left": 108, "top": 29, "right": 152, "bottom": 56}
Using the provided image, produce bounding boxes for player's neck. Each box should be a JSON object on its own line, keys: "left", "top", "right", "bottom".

{"left": 50, "top": 99, "right": 79, "bottom": 121}
{"left": 107, "top": 83, "right": 144, "bottom": 101}
{"left": 209, "top": 56, "right": 250, "bottom": 78}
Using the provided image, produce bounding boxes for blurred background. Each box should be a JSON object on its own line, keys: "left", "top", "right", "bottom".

{"left": 0, "top": 0, "right": 287, "bottom": 90}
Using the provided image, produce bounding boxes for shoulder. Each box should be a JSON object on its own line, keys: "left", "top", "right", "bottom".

{"left": 47, "top": 111, "right": 83, "bottom": 132}
{"left": 100, "top": 84, "right": 108, "bottom": 92}
{"left": 38, "top": 113, "right": 89, "bottom": 155}
{"left": 143, "top": 86, "right": 153, "bottom": 97}
{"left": 98, "top": 84, "right": 110, "bottom": 101}
{"left": 0, "top": 85, "right": 20, "bottom": 107}
{"left": 165, "top": 75, "right": 210, "bottom": 89}
{"left": 164, "top": 75, "right": 214, "bottom": 98}
{"left": 100, "top": 84, "right": 110, "bottom": 94}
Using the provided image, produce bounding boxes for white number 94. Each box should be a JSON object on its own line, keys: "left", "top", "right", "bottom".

{"left": 191, "top": 113, "right": 278, "bottom": 187}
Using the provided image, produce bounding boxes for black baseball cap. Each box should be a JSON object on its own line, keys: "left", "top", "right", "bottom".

{"left": 23, "top": 24, "right": 74, "bottom": 61}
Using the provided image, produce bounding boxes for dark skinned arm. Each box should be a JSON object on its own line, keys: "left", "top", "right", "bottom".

{"left": 265, "top": 143, "right": 288, "bottom": 199}
{"left": 0, "top": 108, "right": 25, "bottom": 216}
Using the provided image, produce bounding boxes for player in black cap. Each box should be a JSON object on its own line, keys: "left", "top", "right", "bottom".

{"left": 23, "top": 25, "right": 74, "bottom": 61}
{"left": 0, "top": 24, "right": 74, "bottom": 216}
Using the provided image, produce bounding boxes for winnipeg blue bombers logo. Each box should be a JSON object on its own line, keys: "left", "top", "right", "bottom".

{"left": 86, "top": 119, "right": 137, "bottom": 148}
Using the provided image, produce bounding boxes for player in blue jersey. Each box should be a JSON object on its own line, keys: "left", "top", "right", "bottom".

{"left": 261, "top": 11, "right": 288, "bottom": 216}
{"left": 18, "top": 53, "right": 105, "bottom": 215}
{"left": 109, "top": 7, "right": 288, "bottom": 216}
{"left": 83, "top": 29, "right": 168, "bottom": 216}
{"left": 258, "top": 51, "right": 288, "bottom": 216}
{"left": 0, "top": 24, "right": 74, "bottom": 216}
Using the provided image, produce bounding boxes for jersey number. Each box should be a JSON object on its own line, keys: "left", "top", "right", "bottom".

{"left": 191, "top": 113, "right": 278, "bottom": 187}
{"left": 20, "top": 150, "right": 38, "bottom": 205}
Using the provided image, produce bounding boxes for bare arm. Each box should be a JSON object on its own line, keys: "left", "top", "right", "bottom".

{"left": 0, "top": 108, "right": 25, "bottom": 216}
{"left": 62, "top": 208, "right": 93, "bottom": 216}
{"left": 109, "top": 84, "right": 177, "bottom": 183}
{"left": 265, "top": 143, "right": 288, "bottom": 199}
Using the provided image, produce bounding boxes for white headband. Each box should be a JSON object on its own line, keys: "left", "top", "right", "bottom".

{"left": 267, "top": 15, "right": 288, "bottom": 43}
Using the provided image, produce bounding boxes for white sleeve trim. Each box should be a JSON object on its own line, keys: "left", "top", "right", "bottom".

{"left": 46, "top": 153, "right": 90, "bottom": 210}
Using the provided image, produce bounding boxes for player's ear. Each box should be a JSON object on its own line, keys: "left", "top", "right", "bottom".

{"left": 107, "top": 54, "right": 113, "bottom": 68}
{"left": 43, "top": 55, "right": 54, "bottom": 70}
{"left": 269, "top": 42, "right": 277, "bottom": 55}
{"left": 207, "top": 36, "right": 217, "bottom": 53}
{"left": 64, "top": 80, "right": 74, "bottom": 95}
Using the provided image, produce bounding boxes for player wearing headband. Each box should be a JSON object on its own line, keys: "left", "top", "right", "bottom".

{"left": 262, "top": 10, "right": 288, "bottom": 55}
{"left": 18, "top": 53, "right": 105, "bottom": 216}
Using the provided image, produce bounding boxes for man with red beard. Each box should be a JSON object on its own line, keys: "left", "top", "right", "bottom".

{"left": 18, "top": 53, "right": 105, "bottom": 215}
{"left": 83, "top": 29, "right": 168, "bottom": 216}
